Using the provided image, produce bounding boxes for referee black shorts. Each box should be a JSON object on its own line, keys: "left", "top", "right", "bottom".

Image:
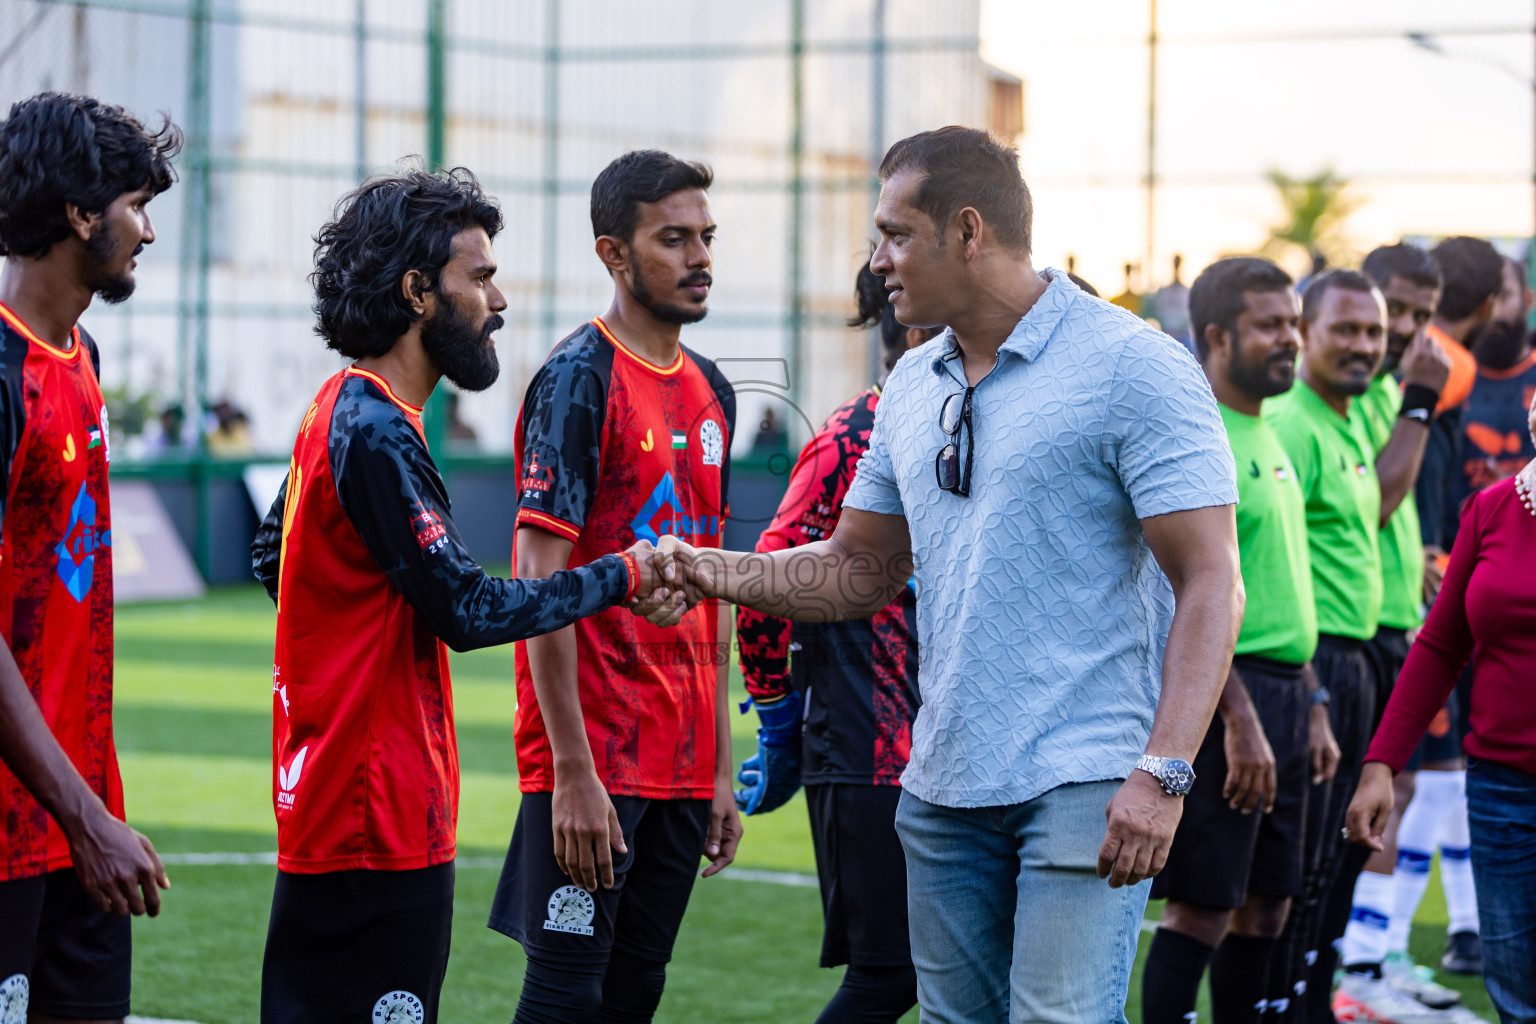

{"left": 0, "top": 868, "right": 131, "bottom": 1021}
{"left": 805, "top": 783, "right": 912, "bottom": 969}
{"left": 1152, "top": 655, "right": 1310, "bottom": 909}
{"left": 260, "top": 861, "right": 454, "bottom": 1024}
{"left": 1365, "top": 626, "right": 1463, "bottom": 769}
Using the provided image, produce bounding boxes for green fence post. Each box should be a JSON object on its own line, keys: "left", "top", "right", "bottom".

{"left": 420, "top": 0, "right": 449, "bottom": 460}
{"left": 176, "top": 0, "right": 214, "bottom": 580}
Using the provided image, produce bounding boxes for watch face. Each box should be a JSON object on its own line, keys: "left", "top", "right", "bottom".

{"left": 1163, "top": 759, "right": 1196, "bottom": 794}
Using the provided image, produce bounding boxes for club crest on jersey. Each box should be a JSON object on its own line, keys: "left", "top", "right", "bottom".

{"left": 544, "top": 884, "right": 596, "bottom": 935}
{"left": 630, "top": 472, "right": 719, "bottom": 544}
{"left": 55, "top": 481, "right": 109, "bottom": 603}
{"left": 411, "top": 505, "right": 448, "bottom": 553}
{"left": 277, "top": 745, "right": 309, "bottom": 808}
{"left": 521, "top": 451, "right": 552, "bottom": 494}
{"left": 0, "top": 974, "right": 26, "bottom": 1024}
{"left": 699, "top": 418, "right": 724, "bottom": 467}
{"left": 371, "top": 990, "right": 424, "bottom": 1024}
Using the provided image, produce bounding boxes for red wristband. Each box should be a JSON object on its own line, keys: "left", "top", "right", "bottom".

{"left": 620, "top": 551, "right": 640, "bottom": 602}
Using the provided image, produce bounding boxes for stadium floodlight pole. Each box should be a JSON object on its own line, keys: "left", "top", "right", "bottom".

{"left": 1408, "top": 24, "right": 1536, "bottom": 325}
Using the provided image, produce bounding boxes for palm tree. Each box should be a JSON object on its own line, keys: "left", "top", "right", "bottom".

{"left": 1261, "top": 168, "right": 1362, "bottom": 272}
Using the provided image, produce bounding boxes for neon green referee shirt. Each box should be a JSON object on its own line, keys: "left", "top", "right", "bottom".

{"left": 1266, "top": 379, "right": 1383, "bottom": 641}
{"left": 1356, "top": 374, "right": 1425, "bottom": 631}
{"left": 1221, "top": 403, "right": 1318, "bottom": 664}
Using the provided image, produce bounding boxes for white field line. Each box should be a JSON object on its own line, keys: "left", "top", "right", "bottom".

{"left": 157, "top": 852, "right": 820, "bottom": 888}
{"left": 154, "top": 855, "right": 1153, "bottom": 928}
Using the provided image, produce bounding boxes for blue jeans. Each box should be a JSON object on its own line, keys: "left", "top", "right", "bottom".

{"left": 895, "top": 783, "right": 1149, "bottom": 1024}
{"left": 1467, "top": 758, "right": 1536, "bottom": 1024}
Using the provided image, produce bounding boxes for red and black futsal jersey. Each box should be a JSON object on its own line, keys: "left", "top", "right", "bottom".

{"left": 0, "top": 303, "right": 120, "bottom": 882}
{"left": 736, "top": 387, "right": 919, "bottom": 786}
{"left": 512, "top": 317, "right": 735, "bottom": 800}
{"left": 251, "top": 366, "right": 635, "bottom": 874}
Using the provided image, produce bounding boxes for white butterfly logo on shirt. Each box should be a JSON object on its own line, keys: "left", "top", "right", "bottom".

{"left": 279, "top": 746, "right": 308, "bottom": 793}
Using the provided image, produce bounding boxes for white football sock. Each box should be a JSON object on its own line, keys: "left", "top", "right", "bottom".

{"left": 1437, "top": 771, "right": 1479, "bottom": 935}
{"left": 1342, "top": 869, "right": 1394, "bottom": 968}
{"left": 1388, "top": 775, "right": 1444, "bottom": 954}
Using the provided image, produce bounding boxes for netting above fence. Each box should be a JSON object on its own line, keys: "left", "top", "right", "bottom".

{"left": 2, "top": 0, "right": 1020, "bottom": 459}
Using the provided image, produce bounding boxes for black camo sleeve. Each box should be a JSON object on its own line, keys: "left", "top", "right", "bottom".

{"left": 250, "top": 475, "right": 288, "bottom": 605}
{"left": 331, "top": 379, "right": 630, "bottom": 651}
{"left": 0, "top": 329, "right": 28, "bottom": 542}
{"left": 516, "top": 344, "right": 607, "bottom": 539}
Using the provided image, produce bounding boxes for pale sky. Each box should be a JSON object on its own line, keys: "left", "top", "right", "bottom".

{"left": 980, "top": 0, "right": 1536, "bottom": 294}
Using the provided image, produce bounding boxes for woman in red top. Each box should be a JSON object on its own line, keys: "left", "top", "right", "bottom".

{"left": 1347, "top": 395, "right": 1536, "bottom": 1024}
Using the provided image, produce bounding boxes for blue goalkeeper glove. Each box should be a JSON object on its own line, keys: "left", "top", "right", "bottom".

{"left": 734, "top": 693, "right": 803, "bottom": 816}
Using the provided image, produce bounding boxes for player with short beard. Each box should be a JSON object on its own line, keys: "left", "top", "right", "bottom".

{"left": 251, "top": 168, "right": 684, "bottom": 1023}
{"left": 489, "top": 150, "right": 739, "bottom": 1024}
{"left": 0, "top": 92, "right": 179, "bottom": 1024}
{"left": 1142, "top": 258, "right": 1341, "bottom": 1024}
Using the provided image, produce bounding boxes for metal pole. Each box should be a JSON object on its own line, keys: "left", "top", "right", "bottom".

{"left": 426, "top": 0, "right": 446, "bottom": 172}
{"left": 1144, "top": 0, "right": 1158, "bottom": 296}
{"left": 354, "top": 0, "right": 366, "bottom": 181}
{"left": 868, "top": 0, "right": 886, "bottom": 385}
{"left": 788, "top": 0, "right": 805, "bottom": 421}
{"left": 71, "top": 2, "right": 88, "bottom": 92}
{"left": 176, "top": 0, "right": 213, "bottom": 576}
{"left": 420, "top": 0, "right": 447, "bottom": 455}
{"left": 540, "top": 0, "right": 560, "bottom": 354}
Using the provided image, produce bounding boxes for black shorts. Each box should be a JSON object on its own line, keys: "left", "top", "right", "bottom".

{"left": 805, "top": 784, "right": 911, "bottom": 969}
{"left": 1365, "top": 627, "right": 1463, "bottom": 769}
{"left": 260, "top": 861, "right": 454, "bottom": 1024}
{"left": 0, "top": 868, "right": 131, "bottom": 1020}
{"left": 488, "top": 792, "right": 710, "bottom": 966}
{"left": 1152, "top": 655, "right": 1310, "bottom": 909}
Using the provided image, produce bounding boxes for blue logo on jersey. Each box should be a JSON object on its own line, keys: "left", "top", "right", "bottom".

{"left": 630, "top": 472, "right": 719, "bottom": 544}
{"left": 55, "top": 482, "right": 110, "bottom": 603}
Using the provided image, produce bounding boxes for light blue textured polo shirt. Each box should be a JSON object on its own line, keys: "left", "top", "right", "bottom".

{"left": 843, "top": 270, "right": 1238, "bottom": 808}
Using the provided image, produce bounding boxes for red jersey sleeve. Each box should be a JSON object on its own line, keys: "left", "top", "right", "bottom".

{"left": 1366, "top": 486, "right": 1484, "bottom": 772}
{"left": 737, "top": 394, "right": 869, "bottom": 703}
{"left": 516, "top": 349, "right": 607, "bottom": 542}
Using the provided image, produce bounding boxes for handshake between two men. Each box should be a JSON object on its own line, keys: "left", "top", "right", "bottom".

{"left": 618, "top": 529, "right": 917, "bottom": 629}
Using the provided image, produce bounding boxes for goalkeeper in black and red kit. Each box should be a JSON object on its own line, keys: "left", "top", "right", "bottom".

{"left": 250, "top": 168, "right": 687, "bottom": 1024}
{"left": 734, "top": 262, "right": 935, "bottom": 1024}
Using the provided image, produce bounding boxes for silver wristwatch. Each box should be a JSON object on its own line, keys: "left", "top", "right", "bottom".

{"left": 1135, "top": 755, "right": 1196, "bottom": 796}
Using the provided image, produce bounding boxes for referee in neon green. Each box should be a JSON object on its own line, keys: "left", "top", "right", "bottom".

{"left": 1142, "top": 257, "right": 1342, "bottom": 1024}
{"left": 1264, "top": 268, "right": 1390, "bottom": 1022}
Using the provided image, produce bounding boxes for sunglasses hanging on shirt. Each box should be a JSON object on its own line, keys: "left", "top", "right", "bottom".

{"left": 935, "top": 387, "right": 975, "bottom": 498}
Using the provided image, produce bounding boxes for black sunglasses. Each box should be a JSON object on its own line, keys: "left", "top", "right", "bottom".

{"left": 934, "top": 387, "right": 975, "bottom": 497}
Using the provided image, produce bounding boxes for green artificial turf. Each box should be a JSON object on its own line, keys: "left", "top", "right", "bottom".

{"left": 114, "top": 586, "right": 1494, "bottom": 1022}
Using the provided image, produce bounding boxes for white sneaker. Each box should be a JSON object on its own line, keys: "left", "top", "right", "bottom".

{"left": 1441, "top": 1008, "right": 1491, "bottom": 1024}
{"left": 1384, "top": 951, "right": 1461, "bottom": 1009}
{"left": 1333, "top": 973, "right": 1458, "bottom": 1023}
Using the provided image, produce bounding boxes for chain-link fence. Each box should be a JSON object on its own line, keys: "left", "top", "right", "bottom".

{"left": 1, "top": 0, "right": 1021, "bottom": 463}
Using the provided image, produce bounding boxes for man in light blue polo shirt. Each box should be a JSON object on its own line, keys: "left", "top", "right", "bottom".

{"left": 669, "top": 127, "right": 1243, "bottom": 1023}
